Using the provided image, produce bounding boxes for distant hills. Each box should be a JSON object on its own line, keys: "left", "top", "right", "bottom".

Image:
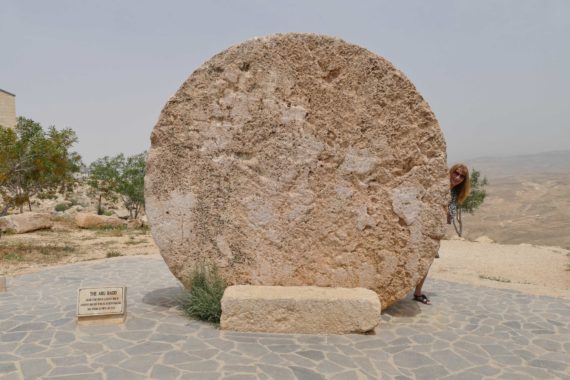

{"left": 452, "top": 151, "right": 570, "bottom": 248}
{"left": 464, "top": 150, "right": 570, "bottom": 179}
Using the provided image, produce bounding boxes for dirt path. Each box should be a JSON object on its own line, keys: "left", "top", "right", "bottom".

{"left": 431, "top": 239, "right": 570, "bottom": 299}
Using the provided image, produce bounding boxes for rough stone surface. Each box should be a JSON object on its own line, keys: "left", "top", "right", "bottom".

{"left": 220, "top": 285, "right": 381, "bottom": 334}
{"left": 0, "top": 212, "right": 53, "bottom": 234}
{"left": 74, "top": 213, "right": 126, "bottom": 229}
{"left": 145, "top": 33, "right": 448, "bottom": 308}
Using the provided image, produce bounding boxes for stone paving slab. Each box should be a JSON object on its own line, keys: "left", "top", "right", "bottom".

{"left": 1, "top": 255, "right": 569, "bottom": 379}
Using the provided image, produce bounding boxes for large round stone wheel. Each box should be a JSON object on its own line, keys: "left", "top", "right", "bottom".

{"left": 145, "top": 33, "right": 448, "bottom": 309}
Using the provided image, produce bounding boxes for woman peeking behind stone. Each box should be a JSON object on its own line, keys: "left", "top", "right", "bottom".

{"left": 447, "top": 164, "right": 471, "bottom": 225}
{"left": 413, "top": 163, "right": 471, "bottom": 305}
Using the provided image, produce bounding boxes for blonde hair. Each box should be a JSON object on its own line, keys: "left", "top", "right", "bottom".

{"left": 449, "top": 163, "right": 471, "bottom": 204}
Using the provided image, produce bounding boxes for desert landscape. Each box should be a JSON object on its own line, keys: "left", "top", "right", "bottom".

{"left": 458, "top": 150, "right": 570, "bottom": 249}
{"left": 1, "top": 151, "right": 568, "bottom": 300}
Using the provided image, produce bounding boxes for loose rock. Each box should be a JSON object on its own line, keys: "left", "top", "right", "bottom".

{"left": 75, "top": 213, "right": 126, "bottom": 229}
{"left": 0, "top": 212, "right": 53, "bottom": 234}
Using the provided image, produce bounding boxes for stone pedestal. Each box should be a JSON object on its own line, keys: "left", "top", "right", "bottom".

{"left": 220, "top": 285, "right": 381, "bottom": 334}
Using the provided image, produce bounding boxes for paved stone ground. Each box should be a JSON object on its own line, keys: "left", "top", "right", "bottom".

{"left": 1, "top": 255, "right": 569, "bottom": 380}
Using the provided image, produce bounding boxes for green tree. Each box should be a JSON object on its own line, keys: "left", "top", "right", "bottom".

{"left": 0, "top": 117, "right": 81, "bottom": 216}
{"left": 87, "top": 155, "right": 122, "bottom": 215}
{"left": 117, "top": 152, "right": 146, "bottom": 219}
{"left": 87, "top": 152, "right": 146, "bottom": 218}
{"left": 452, "top": 168, "right": 488, "bottom": 236}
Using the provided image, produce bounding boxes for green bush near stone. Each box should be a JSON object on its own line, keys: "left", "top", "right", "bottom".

{"left": 54, "top": 203, "right": 71, "bottom": 212}
{"left": 180, "top": 264, "right": 227, "bottom": 323}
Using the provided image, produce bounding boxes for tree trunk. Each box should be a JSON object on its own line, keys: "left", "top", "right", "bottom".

{"left": 0, "top": 202, "right": 12, "bottom": 217}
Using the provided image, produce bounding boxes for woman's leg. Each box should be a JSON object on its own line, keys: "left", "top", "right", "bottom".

{"left": 415, "top": 274, "right": 427, "bottom": 296}
{"left": 414, "top": 273, "right": 431, "bottom": 304}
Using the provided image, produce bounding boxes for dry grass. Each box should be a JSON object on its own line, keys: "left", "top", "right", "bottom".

{"left": 94, "top": 225, "right": 128, "bottom": 237}
{"left": 124, "top": 236, "right": 147, "bottom": 245}
{"left": 0, "top": 241, "right": 80, "bottom": 265}
{"left": 1, "top": 216, "right": 158, "bottom": 276}
{"left": 51, "top": 215, "right": 77, "bottom": 229}
{"left": 478, "top": 274, "right": 511, "bottom": 283}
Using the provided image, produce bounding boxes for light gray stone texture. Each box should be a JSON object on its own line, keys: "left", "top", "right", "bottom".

{"left": 0, "top": 255, "right": 568, "bottom": 379}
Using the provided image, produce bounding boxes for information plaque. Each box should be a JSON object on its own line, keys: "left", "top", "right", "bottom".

{"left": 77, "top": 286, "right": 127, "bottom": 324}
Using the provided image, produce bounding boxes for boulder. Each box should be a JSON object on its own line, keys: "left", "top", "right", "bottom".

{"left": 145, "top": 33, "right": 448, "bottom": 308}
{"left": 113, "top": 209, "right": 131, "bottom": 219}
{"left": 75, "top": 213, "right": 126, "bottom": 229}
{"left": 220, "top": 285, "right": 381, "bottom": 334}
{"left": 0, "top": 212, "right": 53, "bottom": 234}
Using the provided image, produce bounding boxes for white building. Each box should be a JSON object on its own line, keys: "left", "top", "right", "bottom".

{"left": 0, "top": 89, "right": 16, "bottom": 129}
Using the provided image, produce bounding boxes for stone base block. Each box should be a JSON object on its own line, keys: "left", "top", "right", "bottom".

{"left": 77, "top": 313, "right": 126, "bottom": 325}
{"left": 220, "top": 285, "right": 381, "bottom": 334}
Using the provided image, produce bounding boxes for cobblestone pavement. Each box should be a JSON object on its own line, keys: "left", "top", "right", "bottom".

{"left": 1, "top": 255, "right": 569, "bottom": 380}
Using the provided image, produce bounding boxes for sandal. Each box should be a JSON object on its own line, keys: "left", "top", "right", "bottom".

{"left": 413, "top": 294, "right": 431, "bottom": 305}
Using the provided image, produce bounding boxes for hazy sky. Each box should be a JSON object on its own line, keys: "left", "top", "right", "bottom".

{"left": 1, "top": 1, "right": 569, "bottom": 165}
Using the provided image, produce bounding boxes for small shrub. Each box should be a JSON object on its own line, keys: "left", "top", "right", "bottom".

{"left": 54, "top": 203, "right": 71, "bottom": 212}
{"left": 137, "top": 224, "right": 150, "bottom": 233}
{"left": 106, "top": 250, "right": 122, "bottom": 258}
{"left": 62, "top": 244, "right": 75, "bottom": 253}
{"left": 38, "top": 243, "right": 75, "bottom": 255}
{"left": 180, "top": 264, "right": 227, "bottom": 323}
{"left": 124, "top": 238, "right": 145, "bottom": 245}
{"left": 4, "top": 252, "right": 23, "bottom": 261}
{"left": 94, "top": 225, "right": 127, "bottom": 237}
{"left": 95, "top": 224, "right": 126, "bottom": 231}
